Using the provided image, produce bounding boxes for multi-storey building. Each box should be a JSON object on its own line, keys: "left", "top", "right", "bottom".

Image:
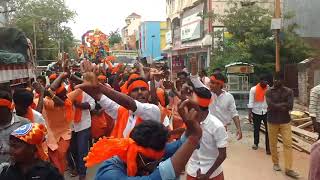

{"left": 121, "top": 13, "right": 142, "bottom": 50}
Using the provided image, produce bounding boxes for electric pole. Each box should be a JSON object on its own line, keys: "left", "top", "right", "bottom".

{"left": 274, "top": 0, "right": 281, "bottom": 72}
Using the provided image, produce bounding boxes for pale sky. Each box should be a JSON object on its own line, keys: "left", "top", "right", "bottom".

{"left": 65, "top": 0, "right": 166, "bottom": 40}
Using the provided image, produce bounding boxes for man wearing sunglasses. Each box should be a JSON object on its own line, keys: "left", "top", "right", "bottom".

{"left": 83, "top": 99, "right": 203, "bottom": 179}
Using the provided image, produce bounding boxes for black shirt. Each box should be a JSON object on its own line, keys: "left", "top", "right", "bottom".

{"left": 265, "top": 86, "right": 294, "bottom": 124}
{"left": 0, "top": 160, "right": 64, "bottom": 180}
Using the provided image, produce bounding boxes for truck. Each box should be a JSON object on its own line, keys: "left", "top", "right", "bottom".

{"left": 0, "top": 27, "right": 36, "bottom": 87}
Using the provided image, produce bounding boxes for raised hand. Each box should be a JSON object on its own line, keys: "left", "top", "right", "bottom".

{"left": 75, "top": 82, "right": 102, "bottom": 101}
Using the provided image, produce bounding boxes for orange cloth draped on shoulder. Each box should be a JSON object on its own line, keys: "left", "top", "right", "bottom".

{"left": 84, "top": 137, "right": 165, "bottom": 176}
{"left": 0, "top": 98, "right": 14, "bottom": 110}
{"left": 25, "top": 107, "right": 35, "bottom": 122}
{"left": 73, "top": 91, "right": 83, "bottom": 123}
{"left": 156, "top": 88, "right": 166, "bottom": 107}
{"left": 11, "top": 123, "right": 48, "bottom": 161}
{"left": 111, "top": 106, "right": 143, "bottom": 138}
{"left": 255, "top": 83, "right": 267, "bottom": 102}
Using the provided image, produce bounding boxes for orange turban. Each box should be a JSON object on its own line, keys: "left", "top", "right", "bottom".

{"left": 0, "top": 98, "right": 14, "bottom": 110}
{"left": 11, "top": 123, "right": 48, "bottom": 161}
{"left": 84, "top": 137, "right": 164, "bottom": 176}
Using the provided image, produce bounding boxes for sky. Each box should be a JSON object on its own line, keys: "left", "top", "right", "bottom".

{"left": 65, "top": 0, "right": 166, "bottom": 40}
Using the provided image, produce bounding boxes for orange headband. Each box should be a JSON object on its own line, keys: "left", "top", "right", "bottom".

{"left": 127, "top": 80, "right": 149, "bottom": 94}
{"left": 156, "top": 88, "right": 166, "bottom": 107}
{"left": 98, "top": 75, "right": 107, "bottom": 81}
{"left": 0, "top": 98, "right": 14, "bottom": 110}
{"left": 210, "top": 75, "right": 225, "bottom": 86}
{"left": 49, "top": 74, "right": 57, "bottom": 80}
{"left": 11, "top": 123, "right": 48, "bottom": 161}
{"left": 197, "top": 96, "right": 212, "bottom": 108}
{"left": 84, "top": 137, "right": 165, "bottom": 176}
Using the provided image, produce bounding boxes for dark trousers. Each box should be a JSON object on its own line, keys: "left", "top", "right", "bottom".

{"left": 253, "top": 113, "right": 270, "bottom": 152}
{"left": 68, "top": 127, "right": 91, "bottom": 177}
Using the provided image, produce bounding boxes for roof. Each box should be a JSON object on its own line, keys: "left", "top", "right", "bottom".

{"left": 127, "top": 13, "right": 141, "bottom": 18}
{"left": 225, "top": 62, "right": 254, "bottom": 68}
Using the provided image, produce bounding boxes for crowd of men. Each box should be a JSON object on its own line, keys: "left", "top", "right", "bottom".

{"left": 0, "top": 55, "right": 319, "bottom": 180}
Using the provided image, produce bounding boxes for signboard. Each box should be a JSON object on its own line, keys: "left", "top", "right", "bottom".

{"left": 181, "top": 13, "right": 202, "bottom": 42}
{"left": 166, "top": 31, "right": 172, "bottom": 44}
{"left": 172, "top": 56, "right": 184, "bottom": 71}
{"left": 226, "top": 65, "right": 254, "bottom": 74}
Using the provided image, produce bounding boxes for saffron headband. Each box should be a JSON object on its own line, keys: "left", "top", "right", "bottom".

{"left": 127, "top": 80, "right": 149, "bottom": 94}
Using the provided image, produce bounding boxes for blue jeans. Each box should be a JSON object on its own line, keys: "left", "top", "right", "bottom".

{"left": 68, "top": 128, "right": 91, "bottom": 177}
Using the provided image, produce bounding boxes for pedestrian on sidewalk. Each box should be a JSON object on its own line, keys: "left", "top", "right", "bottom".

{"left": 186, "top": 87, "right": 228, "bottom": 180}
{"left": 309, "top": 84, "right": 320, "bottom": 140}
{"left": 0, "top": 123, "right": 63, "bottom": 180}
{"left": 265, "top": 72, "right": 299, "bottom": 178}
{"left": 248, "top": 75, "right": 270, "bottom": 154}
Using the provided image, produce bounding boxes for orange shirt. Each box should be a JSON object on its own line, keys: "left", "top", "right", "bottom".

{"left": 42, "top": 96, "right": 73, "bottom": 151}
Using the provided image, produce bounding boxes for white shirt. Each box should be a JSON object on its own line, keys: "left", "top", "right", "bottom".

{"left": 72, "top": 92, "right": 95, "bottom": 132}
{"left": 98, "top": 95, "right": 161, "bottom": 137}
{"left": 186, "top": 114, "right": 228, "bottom": 178}
{"left": 32, "top": 109, "right": 46, "bottom": 125}
{"left": 191, "top": 75, "right": 239, "bottom": 126}
{"left": 247, "top": 86, "right": 268, "bottom": 115}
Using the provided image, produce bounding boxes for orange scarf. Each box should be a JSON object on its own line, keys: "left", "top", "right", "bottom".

{"left": 255, "top": 83, "right": 267, "bottom": 102}
{"left": 64, "top": 98, "right": 73, "bottom": 122}
{"left": 111, "top": 107, "right": 143, "bottom": 138}
{"left": 25, "top": 107, "right": 35, "bottom": 122}
{"left": 84, "top": 137, "right": 164, "bottom": 176}
{"left": 74, "top": 91, "right": 83, "bottom": 123}
{"left": 67, "top": 85, "right": 83, "bottom": 123}
{"left": 0, "top": 98, "right": 14, "bottom": 110}
{"left": 156, "top": 88, "right": 166, "bottom": 107}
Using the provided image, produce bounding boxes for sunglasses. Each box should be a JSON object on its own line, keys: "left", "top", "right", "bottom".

{"left": 138, "top": 153, "right": 161, "bottom": 170}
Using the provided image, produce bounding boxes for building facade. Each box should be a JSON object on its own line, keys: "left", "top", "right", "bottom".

{"left": 121, "top": 13, "right": 141, "bottom": 50}
{"left": 138, "top": 21, "right": 168, "bottom": 61}
{"left": 165, "top": 0, "right": 276, "bottom": 74}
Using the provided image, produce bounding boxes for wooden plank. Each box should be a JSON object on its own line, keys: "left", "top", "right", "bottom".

{"left": 292, "top": 117, "right": 311, "bottom": 122}
{"left": 291, "top": 125, "right": 318, "bottom": 140}
{"left": 297, "top": 121, "right": 313, "bottom": 129}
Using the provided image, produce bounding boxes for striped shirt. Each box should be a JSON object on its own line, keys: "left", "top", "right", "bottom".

{"left": 309, "top": 85, "right": 320, "bottom": 123}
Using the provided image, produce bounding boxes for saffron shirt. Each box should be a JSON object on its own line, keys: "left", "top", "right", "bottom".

{"left": 97, "top": 95, "right": 161, "bottom": 138}
{"left": 186, "top": 114, "right": 228, "bottom": 178}
{"left": 190, "top": 75, "right": 239, "bottom": 126}
{"left": 42, "top": 89, "right": 82, "bottom": 151}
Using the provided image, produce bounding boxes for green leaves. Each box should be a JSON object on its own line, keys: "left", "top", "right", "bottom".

{"left": 208, "top": 1, "right": 312, "bottom": 75}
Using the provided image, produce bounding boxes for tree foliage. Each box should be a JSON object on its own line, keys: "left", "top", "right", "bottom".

{"left": 209, "top": 1, "right": 313, "bottom": 76}
{"left": 108, "top": 29, "right": 122, "bottom": 47}
{"left": 8, "top": 0, "right": 76, "bottom": 65}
